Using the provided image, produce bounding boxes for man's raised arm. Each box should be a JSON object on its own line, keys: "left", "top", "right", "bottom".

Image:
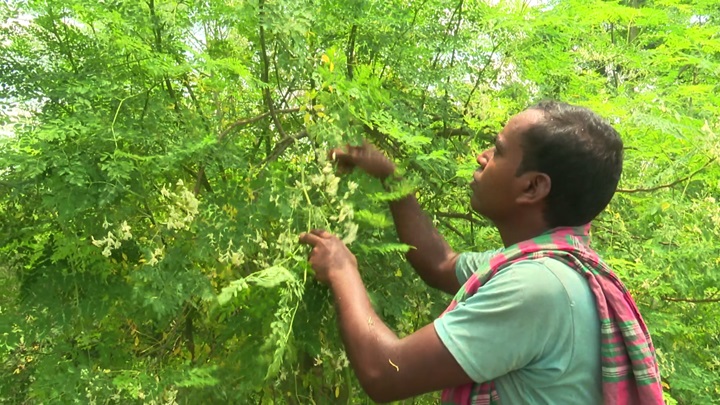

{"left": 332, "top": 143, "right": 460, "bottom": 294}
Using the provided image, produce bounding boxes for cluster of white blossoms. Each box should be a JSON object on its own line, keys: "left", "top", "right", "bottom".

{"left": 251, "top": 229, "right": 271, "bottom": 269}
{"left": 218, "top": 239, "right": 245, "bottom": 267}
{"left": 160, "top": 180, "right": 200, "bottom": 231}
{"left": 273, "top": 227, "right": 298, "bottom": 255}
{"left": 702, "top": 196, "right": 720, "bottom": 230}
{"left": 310, "top": 163, "right": 341, "bottom": 198}
{"left": 91, "top": 219, "right": 132, "bottom": 257}
{"left": 215, "top": 231, "right": 269, "bottom": 271}
{"left": 214, "top": 161, "right": 361, "bottom": 276}
{"left": 147, "top": 246, "right": 165, "bottom": 266}
{"left": 313, "top": 345, "right": 350, "bottom": 372}
{"left": 308, "top": 162, "right": 359, "bottom": 244}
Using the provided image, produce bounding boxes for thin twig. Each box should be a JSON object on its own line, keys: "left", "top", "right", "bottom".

{"left": 463, "top": 40, "right": 501, "bottom": 115}
{"left": 433, "top": 211, "right": 482, "bottom": 225}
{"left": 261, "top": 130, "right": 309, "bottom": 168}
{"left": 218, "top": 108, "right": 300, "bottom": 141}
{"left": 258, "top": 0, "right": 288, "bottom": 140}
{"left": 616, "top": 158, "right": 715, "bottom": 194}
{"left": 662, "top": 295, "right": 720, "bottom": 304}
{"left": 346, "top": 24, "right": 358, "bottom": 80}
{"left": 430, "top": 0, "right": 464, "bottom": 71}
{"left": 379, "top": 0, "right": 430, "bottom": 80}
{"left": 438, "top": 218, "right": 465, "bottom": 240}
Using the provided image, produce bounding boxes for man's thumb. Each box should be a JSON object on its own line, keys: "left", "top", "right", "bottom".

{"left": 329, "top": 148, "right": 356, "bottom": 174}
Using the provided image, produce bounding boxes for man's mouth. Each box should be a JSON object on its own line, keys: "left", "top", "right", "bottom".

{"left": 470, "top": 173, "right": 481, "bottom": 190}
{"left": 472, "top": 169, "right": 483, "bottom": 182}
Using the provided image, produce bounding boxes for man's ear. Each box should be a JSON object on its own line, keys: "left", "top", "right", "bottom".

{"left": 516, "top": 172, "right": 551, "bottom": 205}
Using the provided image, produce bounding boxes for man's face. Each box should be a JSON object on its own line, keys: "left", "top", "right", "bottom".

{"left": 470, "top": 109, "right": 544, "bottom": 222}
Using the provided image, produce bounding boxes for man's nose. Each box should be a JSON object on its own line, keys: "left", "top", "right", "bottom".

{"left": 477, "top": 149, "right": 492, "bottom": 167}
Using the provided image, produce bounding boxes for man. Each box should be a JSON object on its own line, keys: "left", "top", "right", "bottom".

{"left": 298, "top": 101, "right": 664, "bottom": 404}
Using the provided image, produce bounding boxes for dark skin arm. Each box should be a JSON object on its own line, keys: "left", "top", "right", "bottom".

{"left": 388, "top": 195, "right": 460, "bottom": 294}
{"left": 332, "top": 143, "right": 460, "bottom": 294}
{"left": 299, "top": 230, "right": 473, "bottom": 403}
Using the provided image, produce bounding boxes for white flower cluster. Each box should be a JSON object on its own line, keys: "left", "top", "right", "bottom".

{"left": 702, "top": 196, "right": 720, "bottom": 231}
{"left": 313, "top": 342, "right": 350, "bottom": 372}
{"left": 147, "top": 246, "right": 165, "bottom": 266}
{"left": 308, "top": 163, "right": 360, "bottom": 244}
{"left": 274, "top": 228, "right": 297, "bottom": 253}
{"left": 218, "top": 239, "right": 245, "bottom": 267}
{"left": 338, "top": 192, "right": 359, "bottom": 245}
{"left": 160, "top": 180, "right": 200, "bottom": 231}
{"left": 219, "top": 162, "right": 361, "bottom": 281}
{"left": 251, "top": 229, "right": 271, "bottom": 268}
{"left": 91, "top": 219, "right": 132, "bottom": 257}
{"left": 314, "top": 164, "right": 341, "bottom": 198}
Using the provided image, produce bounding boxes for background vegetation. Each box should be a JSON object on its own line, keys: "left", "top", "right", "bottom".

{"left": 1, "top": 0, "right": 718, "bottom": 403}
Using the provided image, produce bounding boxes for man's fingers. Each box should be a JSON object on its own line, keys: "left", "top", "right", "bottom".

{"left": 310, "top": 229, "right": 333, "bottom": 239}
{"left": 299, "top": 232, "right": 323, "bottom": 246}
{"left": 328, "top": 148, "right": 344, "bottom": 162}
{"left": 329, "top": 148, "right": 356, "bottom": 174}
{"left": 329, "top": 144, "right": 356, "bottom": 161}
{"left": 299, "top": 229, "right": 332, "bottom": 246}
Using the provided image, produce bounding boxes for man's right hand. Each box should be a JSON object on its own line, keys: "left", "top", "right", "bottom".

{"left": 330, "top": 141, "right": 460, "bottom": 295}
{"left": 330, "top": 142, "right": 396, "bottom": 180}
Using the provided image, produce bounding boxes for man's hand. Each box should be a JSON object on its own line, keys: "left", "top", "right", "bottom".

{"left": 330, "top": 142, "right": 396, "bottom": 179}
{"left": 299, "top": 229, "right": 358, "bottom": 285}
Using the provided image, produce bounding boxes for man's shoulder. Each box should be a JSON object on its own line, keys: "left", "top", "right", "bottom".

{"left": 455, "top": 249, "right": 597, "bottom": 297}
{"left": 489, "top": 257, "right": 587, "bottom": 304}
{"left": 494, "top": 257, "right": 572, "bottom": 285}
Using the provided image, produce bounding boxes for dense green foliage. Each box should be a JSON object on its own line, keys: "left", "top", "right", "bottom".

{"left": 1, "top": 0, "right": 718, "bottom": 403}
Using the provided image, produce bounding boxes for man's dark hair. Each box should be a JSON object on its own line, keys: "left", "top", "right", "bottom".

{"left": 517, "top": 100, "right": 624, "bottom": 227}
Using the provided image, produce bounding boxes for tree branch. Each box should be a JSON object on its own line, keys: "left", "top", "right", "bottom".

{"left": 184, "top": 304, "right": 196, "bottom": 363}
{"left": 430, "top": 0, "right": 464, "bottom": 71}
{"left": 218, "top": 108, "right": 300, "bottom": 141}
{"left": 182, "top": 78, "right": 211, "bottom": 132}
{"left": 379, "top": 0, "right": 430, "bottom": 80}
{"left": 192, "top": 166, "right": 213, "bottom": 195}
{"left": 447, "top": 0, "right": 464, "bottom": 69}
{"left": 616, "top": 158, "right": 715, "bottom": 194}
{"left": 47, "top": 11, "right": 78, "bottom": 74}
{"left": 435, "top": 127, "right": 473, "bottom": 138}
{"left": 258, "top": 0, "right": 288, "bottom": 139}
{"left": 463, "top": 40, "right": 501, "bottom": 115}
{"left": 662, "top": 295, "right": 720, "bottom": 304}
{"left": 433, "top": 211, "right": 482, "bottom": 225}
{"left": 346, "top": 24, "right": 358, "bottom": 80}
{"left": 147, "top": 0, "right": 163, "bottom": 52}
{"left": 192, "top": 107, "right": 300, "bottom": 195}
{"left": 438, "top": 218, "right": 465, "bottom": 240}
{"left": 261, "top": 130, "right": 309, "bottom": 168}
{"left": 272, "top": 40, "right": 283, "bottom": 92}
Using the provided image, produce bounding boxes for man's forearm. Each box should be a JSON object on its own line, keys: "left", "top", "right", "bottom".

{"left": 329, "top": 270, "right": 400, "bottom": 401}
{"left": 388, "top": 194, "right": 459, "bottom": 293}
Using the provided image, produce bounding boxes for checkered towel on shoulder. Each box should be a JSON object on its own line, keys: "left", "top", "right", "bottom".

{"left": 440, "top": 225, "right": 664, "bottom": 405}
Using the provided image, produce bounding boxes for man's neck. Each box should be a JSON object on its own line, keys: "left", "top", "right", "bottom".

{"left": 495, "top": 216, "right": 549, "bottom": 248}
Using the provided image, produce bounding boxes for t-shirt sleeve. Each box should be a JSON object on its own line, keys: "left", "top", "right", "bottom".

{"left": 454, "top": 250, "right": 502, "bottom": 285}
{"left": 434, "top": 260, "right": 571, "bottom": 383}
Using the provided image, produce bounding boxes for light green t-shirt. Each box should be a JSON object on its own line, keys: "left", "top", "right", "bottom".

{"left": 433, "top": 251, "right": 603, "bottom": 404}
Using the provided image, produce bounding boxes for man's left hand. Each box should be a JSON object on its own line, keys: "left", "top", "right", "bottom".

{"left": 299, "top": 229, "right": 358, "bottom": 285}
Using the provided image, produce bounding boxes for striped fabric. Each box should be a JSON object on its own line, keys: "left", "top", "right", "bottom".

{"left": 440, "top": 225, "right": 664, "bottom": 405}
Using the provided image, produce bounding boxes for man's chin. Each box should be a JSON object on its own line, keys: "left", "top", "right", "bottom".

{"left": 470, "top": 195, "right": 482, "bottom": 214}
{"left": 470, "top": 195, "right": 493, "bottom": 220}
